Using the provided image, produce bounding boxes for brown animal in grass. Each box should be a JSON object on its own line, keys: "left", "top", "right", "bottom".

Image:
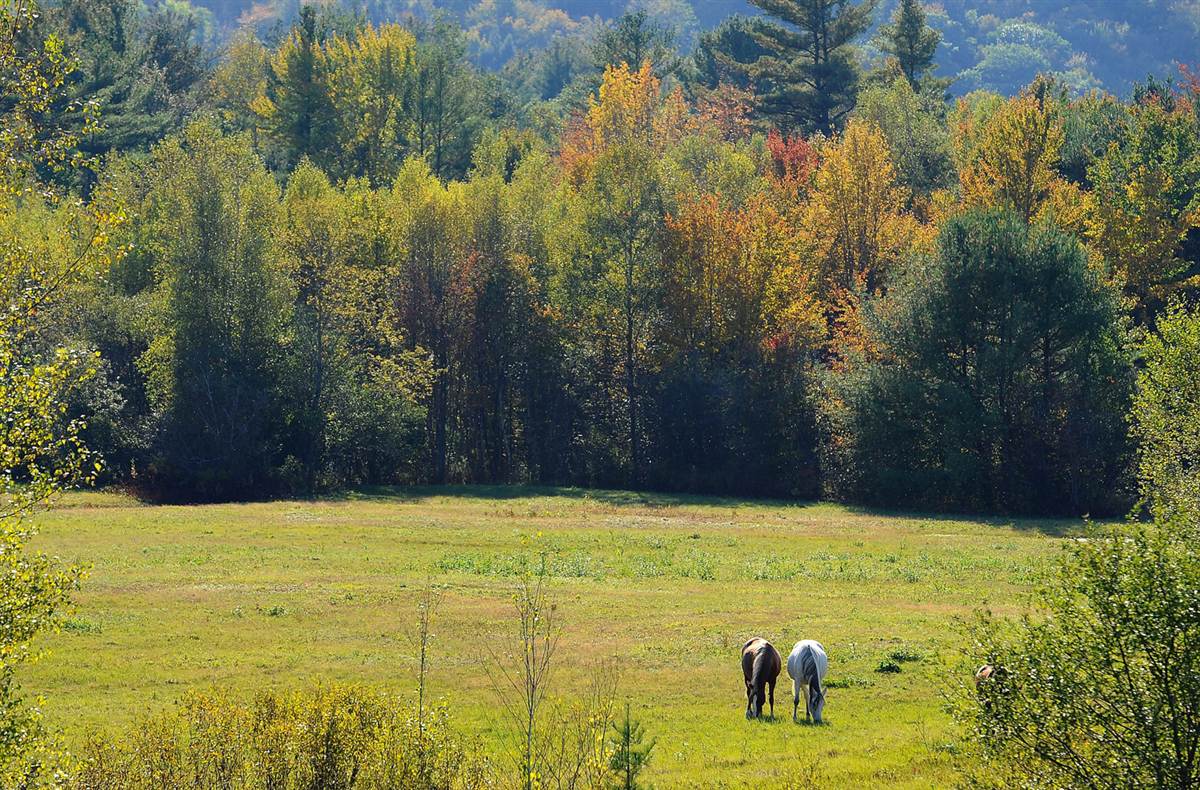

{"left": 741, "top": 637, "right": 782, "bottom": 720}
{"left": 975, "top": 664, "right": 997, "bottom": 685}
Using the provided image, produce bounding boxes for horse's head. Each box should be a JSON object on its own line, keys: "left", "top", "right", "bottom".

{"left": 810, "top": 685, "right": 826, "bottom": 723}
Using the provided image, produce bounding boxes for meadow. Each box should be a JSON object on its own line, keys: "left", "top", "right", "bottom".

{"left": 28, "top": 487, "right": 1082, "bottom": 787}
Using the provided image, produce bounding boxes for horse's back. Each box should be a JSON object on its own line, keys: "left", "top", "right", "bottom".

{"left": 763, "top": 641, "right": 782, "bottom": 680}
{"left": 742, "top": 637, "right": 781, "bottom": 682}
{"left": 788, "top": 639, "right": 828, "bottom": 682}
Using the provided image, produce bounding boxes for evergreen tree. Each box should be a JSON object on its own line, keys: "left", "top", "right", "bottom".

{"left": 877, "top": 0, "right": 940, "bottom": 89}
{"left": 738, "top": 0, "right": 877, "bottom": 134}
{"left": 689, "top": 15, "right": 770, "bottom": 91}
{"left": 608, "top": 703, "right": 655, "bottom": 790}
{"left": 593, "top": 11, "right": 679, "bottom": 77}
{"left": 822, "top": 209, "right": 1132, "bottom": 515}
{"left": 38, "top": 0, "right": 207, "bottom": 180}
{"left": 404, "top": 21, "right": 486, "bottom": 180}
{"left": 253, "top": 5, "right": 335, "bottom": 172}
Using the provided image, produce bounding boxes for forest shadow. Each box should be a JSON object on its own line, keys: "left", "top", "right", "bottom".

{"left": 837, "top": 502, "right": 1108, "bottom": 537}
{"left": 327, "top": 484, "right": 1110, "bottom": 536}
{"left": 327, "top": 483, "right": 776, "bottom": 510}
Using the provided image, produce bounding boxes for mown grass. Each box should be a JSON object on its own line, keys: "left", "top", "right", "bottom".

{"left": 28, "top": 487, "right": 1082, "bottom": 787}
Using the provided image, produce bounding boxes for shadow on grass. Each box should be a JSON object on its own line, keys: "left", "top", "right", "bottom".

{"left": 836, "top": 502, "right": 1098, "bottom": 537}
{"left": 746, "top": 715, "right": 829, "bottom": 727}
{"left": 108, "top": 480, "right": 1110, "bottom": 537}
{"left": 327, "top": 483, "right": 801, "bottom": 511}
{"left": 329, "top": 484, "right": 1096, "bottom": 536}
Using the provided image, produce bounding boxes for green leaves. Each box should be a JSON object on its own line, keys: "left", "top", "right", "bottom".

{"left": 822, "top": 209, "right": 1132, "bottom": 514}
{"left": 959, "top": 526, "right": 1200, "bottom": 789}
{"left": 0, "top": 2, "right": 115, "bottom": 778}
{"left": 1131, "top": 302, "right": 1200, "bottom": 527}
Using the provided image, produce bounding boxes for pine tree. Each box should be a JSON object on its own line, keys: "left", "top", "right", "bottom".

{"left": 253, "top": 5, "right": 335, "bottom": 171}
{"left": 593, "top": 10, "right": 679, "bottom": 77}
{"left": 608, "top": 703, "right": 656, "bottom": 790}
{"left": 878, "top": 0, "right": 940, "bottom": 89}
{"left": 738, "top": 0, "right": 877, "bottom": 134}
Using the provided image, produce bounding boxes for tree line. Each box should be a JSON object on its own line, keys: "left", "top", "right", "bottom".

{"left": 8, "top": 0, "right": 1200, "bottom": 514}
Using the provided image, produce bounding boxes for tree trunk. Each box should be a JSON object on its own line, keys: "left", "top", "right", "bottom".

{"left": 624, "top": 241, "right": 640, "bottom": 487}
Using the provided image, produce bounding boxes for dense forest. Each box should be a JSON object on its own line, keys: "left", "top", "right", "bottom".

{"left": 5, "top": 0, "right": 1200, "bottom": 515}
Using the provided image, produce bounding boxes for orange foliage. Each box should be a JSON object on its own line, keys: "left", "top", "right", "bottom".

{"left": 1177, "top": 64, "right": 1199, "bottom": 112}
{"left": 696, "top": 83, "right": 755, "bottom": 142}
{"left": 661, "top": 193, "right": 824, "bottom": 358}
{"left": 558, "top": 61, "right": 687, "bottom": 185}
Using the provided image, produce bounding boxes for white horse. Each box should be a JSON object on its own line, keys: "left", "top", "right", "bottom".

{"left": 787, "top": 640, "right": 828, "bottom": 723}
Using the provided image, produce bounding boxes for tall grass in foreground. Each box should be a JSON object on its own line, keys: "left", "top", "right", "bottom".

{"left": 73, "top": 684, "right": 488, "bottom": 789}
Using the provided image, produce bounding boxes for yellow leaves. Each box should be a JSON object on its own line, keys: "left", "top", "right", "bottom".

{"left": 804, "top": 118, "right": 928, "bottom": 299}
{"left": 1081, "top": 93, "right": 1200, "bottom": 315}
{"left": 590, "top": 61, "right": 660, "bottom": 147}
{"left": 211, "top": 31, "right": 268, "bottom": 128}
{"left": 953, "top": 86, "right": 1065, "bottom": 223}
{"left": 247, "top": 91, "right": 276, "bottom": 121}
{"left": 1087, "top": 164, "right": 1200, "bottom": 303}
{"left": 326, "top": 23, "right": 418, "bottom": 171}
{"left": 662, "top": 193, "right": 824, "bottom": 356}
{"left": 1, "top": 2, "right": 97, "bottom": 197}
{"left": 560, "top": 61, "right": 685, "bottom": 185}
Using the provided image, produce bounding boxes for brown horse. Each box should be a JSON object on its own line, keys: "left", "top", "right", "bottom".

{"left": 741, "top": 637, "right": 782, "bottom": 720}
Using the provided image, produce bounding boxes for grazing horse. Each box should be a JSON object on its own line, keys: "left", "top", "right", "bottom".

{"left": 787, "top": 640, "right": 828, "bottom": 724}
{"left": 741, "top": 637, "right": 782, "bottom": 720}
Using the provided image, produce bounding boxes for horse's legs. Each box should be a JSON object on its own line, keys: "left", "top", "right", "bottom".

{"left": 768, "top": 679, "right": 775, "bottom": 719}
{"left": 802, "top": 685, "right": 811, "bottom": 722}
{"left": 792, "top": 677, "right": 800, "bottom": 722}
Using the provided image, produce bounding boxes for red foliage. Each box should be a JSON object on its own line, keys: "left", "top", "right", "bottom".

{"left": 1178, "top": 64, "right": 1200, "bottom": 111}
{"left": 696, "top": 83, "right": 754, "bottom": 142}
{"left": 766, "top": 129, "right": 819, "bottom": 199}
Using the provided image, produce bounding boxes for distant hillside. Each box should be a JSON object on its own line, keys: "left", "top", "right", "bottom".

{"left": 927, "top": 0, "right": 1200, "bottom": 95}
{"left": 193, "top": 0, "right": 1199, "bottom": 95}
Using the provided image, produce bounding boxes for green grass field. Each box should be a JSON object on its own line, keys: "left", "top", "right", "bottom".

{"left": 28, "top": 487, "right": 1083, "bottom": 787}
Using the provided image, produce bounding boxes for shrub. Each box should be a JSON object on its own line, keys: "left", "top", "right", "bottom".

{"left": 956, "top": 524, "right": 1200, "bottom": 788}
{"left": 1130, "top": 302, "right": 1200, "bottom": 525}
{"left": 73, "top": 684, "right": 488, "bottom": 789}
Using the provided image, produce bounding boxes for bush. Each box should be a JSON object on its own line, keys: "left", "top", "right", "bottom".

{"left": 822, "top": 208, "right": 1133, "bottom": 514}
{"left": 957, "top": 524, "right": 1200, "bottom": 788}
{"left": 1131, "top": 302, "right": 1200, "bottom": 525}
{"left": 73, "top": 684, "right": 488, "bottom": 789}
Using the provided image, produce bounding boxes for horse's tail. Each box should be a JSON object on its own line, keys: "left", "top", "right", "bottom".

{"left": 801, "top": 645, "right": 823, "bottom": 705}
{"left": 750, "top": 650, "right": 767, "bottom": 690}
